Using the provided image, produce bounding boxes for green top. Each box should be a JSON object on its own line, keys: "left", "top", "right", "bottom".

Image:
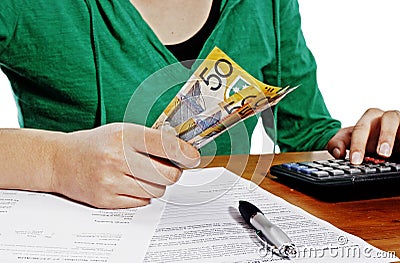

{"left": 0, "top": 0, "right": 341, "bottom": 155}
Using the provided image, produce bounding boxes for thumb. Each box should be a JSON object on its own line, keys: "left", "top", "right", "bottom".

{"left": 326, "top": 127, "right": 353, "bottom": 159}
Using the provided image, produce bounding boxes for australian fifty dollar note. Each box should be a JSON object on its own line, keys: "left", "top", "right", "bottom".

{"left": 152, "top": 47, "right": 296, "bottom": 149}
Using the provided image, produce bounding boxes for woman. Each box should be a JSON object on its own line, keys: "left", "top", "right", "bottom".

{"left": 0, "top": 0, "right": 398, "bottom": 208}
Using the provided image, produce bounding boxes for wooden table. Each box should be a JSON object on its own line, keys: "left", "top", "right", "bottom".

{"left": 200, "top": 151, "right": 400, "bottom": 257}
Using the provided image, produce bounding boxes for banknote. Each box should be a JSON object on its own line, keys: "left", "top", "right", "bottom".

{"left": 185, "top": 86, "right": 295, "bottom": 148}
{"left": 152, "top": 47, "right": 296, "bottom": 148}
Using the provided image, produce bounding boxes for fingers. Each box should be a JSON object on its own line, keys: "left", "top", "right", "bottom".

{"left": 90, "top": 172, "right": 166, "bottom": 209}
{"left": 56, "top": 123, "right": 197, "bottom": 209}
{"left": 118, "top": 174, "right": 167, "bottom": 199}
{"left": 328, "top": 109, "right": 400, "bottom": 164}
{"left": 349, "top": 109, "right": 383, "bottom": 164}
{"left": 96, "top": 195, "right": 151, "bottom": 209}
{"left": 124, "top": 147, "right": 183, "bottom": 185}
{"left": 94, "top": 123, "right": 197, "bottom": 209}
{"left": 330, "top": 140, "right": 347, "bottom": 159}
{"left": 123, "top": 123, "right": 200, "bottom": 168}
{"left": 376, "top": 110, "right": 400, "bottom": 157}
{"left": 326, "top": 127, "right": 352, "bottom": 159}
{"left": 113, "top": 196, "right": 150, "bottom": 209}
{"left": 350, "top": 108, "right": 400, "bottom": 164}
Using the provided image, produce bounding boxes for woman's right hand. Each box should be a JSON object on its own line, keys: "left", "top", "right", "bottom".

{"left": 50, "top": 123, "right": 200, "bottom": 209}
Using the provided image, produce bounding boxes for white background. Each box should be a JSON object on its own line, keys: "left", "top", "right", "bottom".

{"left": 253, "top": 0, "right": 400, "bottom": 153}
{"left": 1, "top": 0, "right": 399, "bottom": 152}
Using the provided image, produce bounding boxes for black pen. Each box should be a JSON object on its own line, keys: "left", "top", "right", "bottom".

{"left": 238, "top": 200, "right": 296, "bottom": 258}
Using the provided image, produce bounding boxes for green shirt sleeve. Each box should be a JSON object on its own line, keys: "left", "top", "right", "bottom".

{"left": 0, "top": 1, "right": 19, "bottom": 58}
{"left": 272, "top": 0, "right": 341, "bottom": 152}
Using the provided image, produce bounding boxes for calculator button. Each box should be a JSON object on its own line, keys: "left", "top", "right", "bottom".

{"left": 311, "top": 171, "right": 329, "bottom": 178}
{"left": 315, "top": 160, "right": 330, "bottom": 165}
{"left": 319, "top": 166, "right": 334, "bottom": 171}
{"left": 301, "top": 168, "right": 319, "bottom": 174}
{"left": 359, "top": 167, "right": 377, "bottom": 174}
{"left": 294, "top": 165, "right": 308, "bottom": 172}
{"left": 364, "top": 157, "right": 385, "bottom": 164}
{"left": 282, "top": 163, "right": 297, "bottom": 169}
{"left": 364, "top": 157, "right": 374, "bottom": 162}
{"left": 282, "top": 163, "right": 292, "bottom": 169}
{"left": 302, "top": 162, "right": 323, "bottom": 168}
{"left": 377, "top": 166, "right": 392, "bottom": 173}
{"left": 328, "top": 169, "right": 345, "bottom": 176}
{"left": 272, "top": 157, "right": 400, "bottom": 199}
{"left": 343, "top": 168, "right": 362, "bottom": 174}
{"left": 388, "top": 163, "right": 400, "bottom": 171}
{"left": 327, "top": 162, "right": 340, "bottom": 167}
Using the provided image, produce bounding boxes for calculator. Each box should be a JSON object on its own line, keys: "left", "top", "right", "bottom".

{"left": 270, "top": 156, "right": 400, "bottom": 201}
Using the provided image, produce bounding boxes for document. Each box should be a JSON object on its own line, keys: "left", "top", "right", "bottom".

{"left": 0, "top": 168, "right": 397, "bottom": 262}
{"left": 0, "top": 189, "right": 165, "bottom": 262}
{"left": 144, "top": 168, "right": 398, "bottom": 263}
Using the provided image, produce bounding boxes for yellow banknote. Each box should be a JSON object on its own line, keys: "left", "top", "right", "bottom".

{"left": 152, "top": 47, "right": 296, "bottom": 148}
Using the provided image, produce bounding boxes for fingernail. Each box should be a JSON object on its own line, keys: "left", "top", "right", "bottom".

{"left": 333, "top": 148, "right": 341, "bottom": 158}
{"left": 378, "top": 142, "right": 391, "bottom": 157}
{"left": 183, "top": 146, "right": 201, "bottom": 168}
{"left": 193, "top": 156, "right": 201, "bottom": 167}
{"left": 351, "top": 151, "right": 362, "bottom": 164}
{"left": 161, "top": 122, "right": 178, "bottom": 136}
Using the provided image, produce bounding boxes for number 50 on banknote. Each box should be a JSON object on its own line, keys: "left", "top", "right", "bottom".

{"left": 152, "top": 47, "right": 296, "bottom": 149}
